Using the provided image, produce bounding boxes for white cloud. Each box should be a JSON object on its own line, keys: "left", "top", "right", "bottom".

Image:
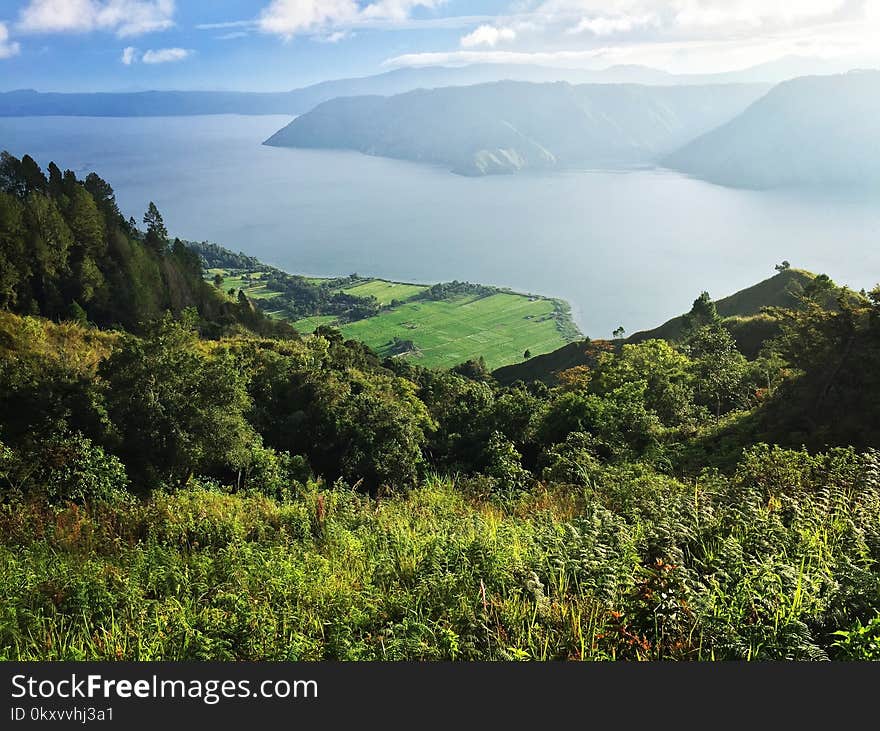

{"left": 567, "top": 14, "right": 656, "bottom": 37}
{"left": 384, "top": 49, "right": 610, "bottom": 69}
{"left": 387, "top": 0, "right": 880, "bottom": 74}
{"left": 141, "top": 47, "right": 191, "bottom": 63}
{"left": 17, "top": 0, "right": 175, "bottom": 38}
{"left": 460, "top": 25, "right": 516, "bottom": 48}
{"left": 0, "top": 22, "right": 21, "bottom": 59}
{"left": 120, "top": 45, "right": 190, "bottom": 65}
{"left": 531, "top": 0, "right": 853, "bottom": 26}
{"left": 256, "top": 0, "right": 444, "bottom": 39}
{"left": 317, "top": 30, "right": 350, "bottom": 43}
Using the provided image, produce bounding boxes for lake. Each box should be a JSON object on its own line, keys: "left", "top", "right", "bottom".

{"left": 2, "top": 114, "right": 879, "bottom": 338}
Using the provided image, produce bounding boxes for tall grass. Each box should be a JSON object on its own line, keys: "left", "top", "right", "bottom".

{"left": 1, "top": 451, "right": 878, "bottom": 661}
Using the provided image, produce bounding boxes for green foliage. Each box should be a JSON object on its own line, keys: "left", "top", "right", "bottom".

{"left": 1, "top": 446, "right": 877, "bottom": 661}
{"left": 541, "top": 432, "right": 602, "bottom": 486}
{"left": 0, "top": 153, "right": 293, "bottom": 339}
{"left": 2, "top": 432, "right": 127, "bottom": 505}
{"left": 100, "top": 312, "right": 257, "bottom": 488}
{"left": 537, "top": 382, "right": 661, "bottom": 463}
{"left": 685, "top": 325, "right": 750, "bottom": 417}
{"left": 757, "top": 285, "right": 880, "bottom": 449}
{"left": 832, "top": 615, "right": 880, "bottom": 660}
{"left": 482, "top": 432, "right": 533, "bottom": 493}
{"left": 1, "top": 151, "right": 879, "bottom": 662}
{"left": 683, "top": 291, "right": 721, "bottom": 333}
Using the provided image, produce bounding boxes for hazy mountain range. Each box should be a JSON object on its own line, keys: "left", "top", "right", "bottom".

{"left": 0, "top": 56, "right": 860, "bottom": 118}
{"left": 268, "top": 69, "right": 880, "bottom": 187}
{"left": 6, "top": 57, "right": 878, "bottom": 190}
{"left": 264, "top": 81, "right": 770, "bottom": 176}
{"left": 665, "top": 71, "right": 880, "bottom": 188}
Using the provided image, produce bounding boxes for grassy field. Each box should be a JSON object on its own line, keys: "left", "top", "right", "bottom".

{"left": 208, "top": 267, "right": 577, "bottom": 370}
{"left": 291, "top": 315, "right": 339, "bottom": 333}
{"left": 5, "top": 453, "right": 878, "bottom": 661}
{"left": 341, "top": 280, "right": 428, "bottom": 305}
{"left": 208, "top": 269, "right": 281, "bottom": 303}
{"left": 340, "top": 292, "right": 569, "bottom": 370}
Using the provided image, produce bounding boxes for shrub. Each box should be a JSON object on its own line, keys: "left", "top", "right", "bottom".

{"left": 5, "top": 432, "right": 128, "bottom": 504}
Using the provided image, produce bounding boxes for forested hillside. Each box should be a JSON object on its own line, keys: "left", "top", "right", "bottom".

{"left": 1, "top": 153, "right": 879, "bottom": 661}
{"left": 0, "top": 152, "right": 293, "bottom": 339}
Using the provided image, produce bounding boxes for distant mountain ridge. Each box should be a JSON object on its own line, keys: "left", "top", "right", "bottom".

{"left": 0, "top": 56, "right": 857, "bottom": 118}
{"left": 665, "top": 71, "right": 880, "bottom": 188}
{"left": 264, "top": 81, "right": 769, "bottom": 176}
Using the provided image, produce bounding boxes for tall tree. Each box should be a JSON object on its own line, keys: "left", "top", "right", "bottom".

{"left": 683, "top": 291, "right": 721, "bottom": 333}
{"left": 143, "top": 202, "right": 168, "bottom": 253}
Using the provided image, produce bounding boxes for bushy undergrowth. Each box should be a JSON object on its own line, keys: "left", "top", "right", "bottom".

{"left": 2, "top": 446, "right": 878, "bottom": 661}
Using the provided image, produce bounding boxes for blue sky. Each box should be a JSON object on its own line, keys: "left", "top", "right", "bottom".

{"left": 1, "top": 0, "right": 879, "bottom": 92}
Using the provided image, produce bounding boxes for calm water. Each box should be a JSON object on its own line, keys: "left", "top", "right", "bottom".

{"left": 2, "top": 114, "right": 879, "bottom": 337}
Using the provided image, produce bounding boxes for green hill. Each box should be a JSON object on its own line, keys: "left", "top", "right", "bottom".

{"left": 493, "top": 340, "right": 610, "bottom": 386}
{"left": 494, "top": 268, "right": 819, "bottom": 384}
{"left": 627, "top": 268, "right": 817, "bottom": 356}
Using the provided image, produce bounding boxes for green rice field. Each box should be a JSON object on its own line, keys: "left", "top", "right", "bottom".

{"left": 339, "top": 292, "right": 570, "bottom": 370}
{"left": 210, "top": 268, "right": 577, "bottom": 370}
{"left": 341, "top": 280, "right": 428, "bottom": 305}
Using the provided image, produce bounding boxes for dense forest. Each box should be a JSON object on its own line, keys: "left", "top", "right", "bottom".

{"left": 0, "top": 152, "right": 295, "bottom": 340}
{"left": 1, "top": 153, "right": 878, "bottom": 661}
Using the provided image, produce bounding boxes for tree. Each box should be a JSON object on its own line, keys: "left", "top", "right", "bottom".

{"left": 143, "top": 202, "right": 168, "bottom": 253}
{"left": 66, "top": 185, "right": 106, "bottom": 257}
{"left": 536, "top": 383, "right": 660, "bottom": 463}
{"left": 682, "top": 292, "right": 721, "bottom": 333}
{"left": 101, "top": 311, "right": 257, "bottom": 488}
{"left": 759, "top": 285, "right": 880, "bottom": 448}
{"left": 803, "top": 273, "right": 835, "bottom": 302}
{"left": 775, "top": 261, "right": 791, "bottom": 272}
{"left": 417, "top": 370, "right": 494, "bottom": 472}
{"left": 0, "top": 152, "right": 47, "bottom": 197}
{"left": 13, "top": 431, "right": 128, "bottom": 504}
{"left": 67, "top": 299, "right": 88, "bottom": 326}
{"left": 687, "top": 325, "right": 748, "bottom": 418}
{"left": 332, "top": 370, "right": 435, "bottom": 490}
{"left": 593, "top": 340, "right": 699, "bottom": 427}
{"left": 47, "top": 162, "right": 64, "bottom": 198}
{"left": 452, "top": 357, "right": 491, "bottom": 382}
{"left": 482, "top": 431, "right": 532, "bottom": 492}
{"left": 83, "top": 172, "right": 124, "bottom": 229}
{"left": 213, "top": 273, "right": 224, "bottom": 288}
{"left": 523, "top": 349, "right": 532, "bottom": 360}
{"left": 24, "top": 192, "right": 73, "bottom": 314}
{"left": 613, "top": 326, "right": 626, "bottom": 340}
{"left": 0, "top": 191, "right": 27, "bottom": 309}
